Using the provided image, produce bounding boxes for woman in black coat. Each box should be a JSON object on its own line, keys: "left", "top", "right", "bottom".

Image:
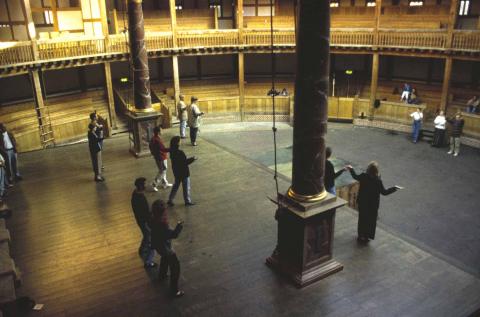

{"left": 150, "top": 199, "right": 184, "bottom": 297}
{"left": 346, "top": 162, "right": 398, "bottom": 243}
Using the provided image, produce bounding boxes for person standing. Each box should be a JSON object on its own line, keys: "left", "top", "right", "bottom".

{"left": 187, "top": 96, "right": 204, "bottom": 146}
{"left": 149, "top": 126, "right": 172, "bottom": 192}
{"left": 0, "top": 153, "right": 6, "bottom": 202}
{"left": 167, "top": 136, "right": 196, "bottom": 207}
{"left": 0, "top": 123, "right": 21, "bottom": 184}
{"left": 346, "top": 162, "right": 398, "bottom": 243}
{"left": 324, "top": 147, "right": 346, "bottom": 195}
{"left": 177, "top": 95, "right": 188, "bottom": 139}
{"left": 466, "top": 96, "right": 479, "bottom": 113}
{"left": 150, "top": 199, "right": 184, "bottom": 297}
{"left": 131, "top": 177, "right": 156, "bottom": 268}
{"left": 447, "top": 112, "right": 465, "bottom": 157}
{"left": 400, "top": 83, "right": 411, "bottom": 102}
{"left": 88, "top": 123, "right": 104, "bottom": 182}
{"left": 432, "top": 110, "right": 446, "bottom": 147}
{"left": 410, "top": 108, "right": 423, "bottom": 143}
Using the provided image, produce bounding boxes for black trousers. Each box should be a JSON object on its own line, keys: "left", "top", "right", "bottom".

{"left": 89, "top": 150, "right": 100, "bottom": 177}
{"left": 158, "top": 252, "right": 180, "bottom": 294}
{"left": 190, "top": 127, "right": 199, "bottom": 144}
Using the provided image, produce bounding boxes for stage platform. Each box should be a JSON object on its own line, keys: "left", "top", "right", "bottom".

{"left": 4, "top": 123, "right": 480, "bottom": 317}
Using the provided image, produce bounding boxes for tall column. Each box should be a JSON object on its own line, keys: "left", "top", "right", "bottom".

{"left": 373, "top": 0, "right": 382, "bottom": 46}
{"left": 236, "top": 0, "right": 243, "bottom": 43}
{"left": 289, "top": 0, "right": 331, "bottom": 202}
{"left": 440, "top": 57, "right": 453, "bottom": 112}
{"left": 172, "top": 55, "right": 180, "bottom": 106}
{"left": 99, "top": 0, "right": 110, "bottom": 37}
{"left": 128, "top": 0, "right": 152, "bottom": 111}
{"left": 238, "top": 52, "right": 245, "bottom": 121}
{"left": 51, "top": 0, "right": 59, "bottom": 32}
{"left": 104, "top": 62, "right": 118, "bottom": 129}
{"left": 369, "top": 53, "right": 379, "bottom": 119}
{"left": 266, "top": 1, "right": 346, "bottom": 288}
{"left": 446, "top": 0, "right": 459, "bottom": 49}
{"left": 169, "top": 0, "right": 178, "bottom": 47}
{"left": 20, "top": 0, "right": 39, "bottom": 59}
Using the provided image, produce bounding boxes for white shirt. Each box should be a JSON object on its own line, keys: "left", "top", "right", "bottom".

{"left": 434, "top": 115, "right": 446, "bottom": 130}
{"left": 410, "top": 111, "right": 423, "bottom": 121}
{"left": 2, "top": 132, "right": 13, "bottom": 150}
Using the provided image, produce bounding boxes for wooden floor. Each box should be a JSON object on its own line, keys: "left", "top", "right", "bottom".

{"left": 5, "top": 127, "right": 480, "bottom": 317}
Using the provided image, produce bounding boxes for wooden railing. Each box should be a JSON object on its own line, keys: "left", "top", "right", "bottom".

{"left": 2, "top": 29, "right": 480, "bottom": 67}
{"left": 177, "top": 29, "right": 239, "bottom": 48}
{"left": 378, "top": 29, "right": 447, "bottom": 49}
{"left": 0, "top": 42, "right": 34, "bottom": 65}
{"left": 452, "top": 30, "right": 480, "bottom": 51}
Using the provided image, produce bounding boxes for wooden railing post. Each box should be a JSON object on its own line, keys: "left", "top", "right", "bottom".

{"left": 236, "top": 0, "right": 244, "bottom": 45}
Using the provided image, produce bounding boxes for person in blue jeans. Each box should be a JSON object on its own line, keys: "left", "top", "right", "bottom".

{"left": 167, "top": 136, "right": 197, "bottom": 207}
{"left": 410, "top": 108, "right": 423, "bottom": 143}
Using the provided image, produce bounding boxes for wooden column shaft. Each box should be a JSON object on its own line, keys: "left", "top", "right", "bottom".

{"left": 369, "top": 53, "right": 379, "bottom": 118}
{"left": 21, "top": 0, "right": 39, "bottom": 59}
{"left": 440, "top": 57, "right": 453, "bottom": 112}
{"left": 236, "top": 0, "right": 243, "bottom": 43}
{"left": 31, "top": 69, "right": 45, "bottom": 110}
{"left": 99, "top": 0, "right": 110, "bottom": 37}
{"left": 104, "top": 62, "right": 117, "bottom": 129}
{"left": 238, "top": 52, "right": 245, "bottom": 121}
{"left": 172, "top": 55, "right": 180, "bottom": 106}
{"left": 169, "top": 0, "right": 177, "bottom": 47}
{"left": 446, "top": 0, "right": 459, "bottom": 48}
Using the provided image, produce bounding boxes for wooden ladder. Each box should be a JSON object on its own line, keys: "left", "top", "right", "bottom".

{"left": 36, "top": 106, "right": 55, "bottom": 148}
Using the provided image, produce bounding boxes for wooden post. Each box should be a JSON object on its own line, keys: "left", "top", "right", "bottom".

{"left": 214, "top": 6, "right": 218, "bottom": 30}
{"left": 374, "top": 0, "right": 382, "bottom": 46}
{"left": 104, "top": 62, "right": 117, "bottom": 129}
{"left": 31, "top": 69, "right": 45, "bottom": 111}
{"left": 51, "top": 0, "right": 59, "bottom": 32}
{"left": 440, "top": 57, "right": 453, "bottom": 112}
{"left": 169, "top": 0, "right": 178, "bottom": 47}
{"left": 99, "top": 0, "right": 109, "bottom": 37}
{"left": 369, "top": 52, "right": 379, "bottom": 119}
{"left": 238, "top": 52, "right": 245, "bottom": 121}
{"left": 20, "top": 0, "right": 39, "bottom": 59}
{"left": 112, "top": 9, "right": 119, "bottom": 34}
{"left": 446, "top": 0, "right": 459, "bottom": 49}
{"left": 236, "top": 0, "right": 243, "bottom": 44}
{"left": 172, "top": 55, "right": 180, "bottom": 106}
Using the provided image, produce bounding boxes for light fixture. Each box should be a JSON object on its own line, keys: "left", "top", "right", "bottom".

{"left": 409, "top": 0, "right": 423, "bottom": 6}
{"left": 330, "top": 1, "right": 339, "bottom": 8}
{"left": 366, "top": 0, "right": 376, "bottom": 7}
{"left": 208, "top": 0, "right": 221, "bottom": 9}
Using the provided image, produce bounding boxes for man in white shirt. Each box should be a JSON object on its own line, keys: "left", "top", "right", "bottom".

{"left": 0, "top": 124, "right": 21, "bottom": 183}
{"left": 187, "top": 96, "right": 204, "bottom": 146}
{"left": 410, "top": 108, "right": 423, "bottom": 143}
{"left": 177, "top": 95, "right": 188, "bottom": 139}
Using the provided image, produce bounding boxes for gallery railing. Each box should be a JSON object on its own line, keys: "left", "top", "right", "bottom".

{"left": 1, "top": 29, "right": 480, "bottom": 66}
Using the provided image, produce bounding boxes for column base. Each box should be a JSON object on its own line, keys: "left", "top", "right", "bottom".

{"left": 126, "top": 111, "right": 162, "bottom": 157}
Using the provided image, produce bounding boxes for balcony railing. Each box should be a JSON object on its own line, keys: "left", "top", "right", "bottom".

{"left": 1, "top": 29, "right": 479, "bottom": 67}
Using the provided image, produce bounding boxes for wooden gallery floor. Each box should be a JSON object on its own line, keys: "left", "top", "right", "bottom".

{"left": 6, "top": 126, "right": 480, "bottom": 317}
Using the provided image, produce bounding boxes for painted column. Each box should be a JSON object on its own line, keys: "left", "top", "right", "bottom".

{"left": 128, "top": 0, "right": 152, "bottom": 111}
{"left": 289, "top": 0, "right": 330, "bottom": 202}
{"left": 369, "top": 52, "right": 379, "bottom": 119}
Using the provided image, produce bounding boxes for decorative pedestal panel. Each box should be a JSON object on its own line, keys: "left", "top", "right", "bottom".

{"left": 266, "top": 193, "right": 346, "bottom": 288}
{"left": 127, "top": 111, "right": 162, "bottom": 157}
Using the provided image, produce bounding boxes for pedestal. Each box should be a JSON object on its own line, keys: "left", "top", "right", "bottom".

{"left": 126, "top": 111, "right": 162, "bottom": 157}
{"left": 266, "top": 193, "right": 347, "bottom": 288}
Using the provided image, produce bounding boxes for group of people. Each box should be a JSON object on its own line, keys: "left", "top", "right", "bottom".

{"left": 177, "top": 95, "right": 204, "bottom": 147}
{"left": 132, "top": 131, "right": 198, "bottom": 298}
{"left": 410, "top": 108, "right": 465, "bottom": 156}
{"left": 400, "top": 83, "right": 420, "bottom": 105}
{"left": 0, "top": 123, "right": 22, "bottom": 202}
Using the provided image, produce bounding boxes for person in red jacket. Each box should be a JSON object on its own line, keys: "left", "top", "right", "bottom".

{"left": 149, "top": 127, "right": 172, "bottom": 191}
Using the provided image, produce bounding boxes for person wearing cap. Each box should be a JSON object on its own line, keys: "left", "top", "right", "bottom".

{"left": 177, "top": 95, "right": 188, "bottom": 139}
{"left": 87, "top": 123, "right": 104, "bottom": 182}
{"left": 131, "top": 177, "right": 156, "bottom": 268}
{"left": 187, "top": 96, "right": 204, "bottom": 146}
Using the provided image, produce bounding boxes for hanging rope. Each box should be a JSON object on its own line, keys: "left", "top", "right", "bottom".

{"left": 269, "top": 0, "right": 280, "bottom": 200}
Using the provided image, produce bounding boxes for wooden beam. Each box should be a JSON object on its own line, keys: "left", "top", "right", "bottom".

{"left": 214, "top": 7, "right": 218, "bottom": 30}
{"left": 30, "top": 69, "right": 46, "bottom": 110}
{"left": 374, "top": 0, "right": 382, "bottom": 46}
{"left": 369, "top": 52, "right": 379, "bottom": 119}
{"left": 112, "top": 9, "right": 119, "bottom": 34}
{"left": 99, "top": 0, "right": 109, "bottom": 37}
{"left": 50, "top": 0, "right": 59, "bottom": 32}
{"left": 104, "top": 62, "right": 117, "bottom": 129}
{"left": 4, "top": 0, "right": 15, "bottom": 40}
{"left": 238, "top": 52, "right": 245, "bottom": 121}
{"left": 21, "top": 0, "right": 39, "bottom": 59}
{"left": 169, "top": 0, "right": 177, "bottom": 47}
{"left": 440, "top": 57, "right": 452, "bottom": 111}
{"left": 172, "top": 55, "right": 180, "bottom": 105}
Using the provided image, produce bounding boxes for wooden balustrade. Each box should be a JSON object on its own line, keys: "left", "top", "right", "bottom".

{"left": 177, "top": 30, "right": 239, "bottom": 48}
{"left": 461, "top": 112, "right": 480, "bottom": 138}
{"left": 378, "top": 29, "right": 447, "bottom": 48}
{"left": 1, "top": 29, "right": 480, "bottom": 67}
{"left": 452, "top": 31, "right": 480, "bottom": 51}
{"left": 0, "top": 42, "right": 34, "bottom": 65}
